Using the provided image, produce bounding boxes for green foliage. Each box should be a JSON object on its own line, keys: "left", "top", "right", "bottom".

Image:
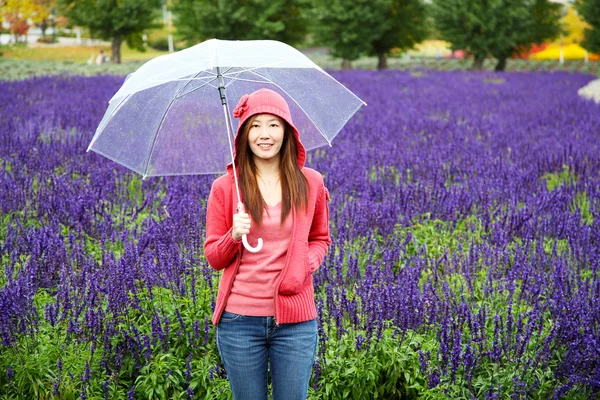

{"left": 0, "top": 278, "right": 227, "bottom": 399}
{"left": 397, "top": 214, "right": 486, "bottom": 261}
{"left": 0, "top": 291, "right": 102, "bottom": 399}
{"left": 415, "top": 267, "right": 563, "bottom": 399}
{"left": 310, "top": 0, "right": 389, "bottom": 62}
{"left": 368, "top": 0, "right": 429, "bottom": 59}
{"left": 577, "top": 0, "right": 600, "bottom": 53}
{"left": 148, "top": 36, "right": 177, "bottom": 52}
{"left": 571, "top": 191, "right": 594, "bottom": 225}
{"left": 368, "top": 165, "right": 403, "bottom": 186}
{"left": 172, "top": 0, "right": 309, "bottom": 47}
{"left": 430, "top": 0, "right": 562, "bottom": 70}
{"left": 542, "top": 164, "right": 594, "bottom": 225}
{"left": 528, "top": 0, "right": 564, "bottom": 45}
{"left": 58, "top": 0, "right": 161, "bottom": 62}
{"left": 542, "top": 164, "right": 576, "bottom": 191}
{"left": 1, "top": 222, "right": 595, "bottom": 398}
{"left": 310, "top": 0, "right": 428, "bottom": 68}
{"left": 316, "top": 328, "right": 429, "bottom": 399}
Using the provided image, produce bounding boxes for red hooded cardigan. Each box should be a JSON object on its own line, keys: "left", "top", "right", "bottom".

{"left": 204, "top": 134, "right": 332, "bottom": 326}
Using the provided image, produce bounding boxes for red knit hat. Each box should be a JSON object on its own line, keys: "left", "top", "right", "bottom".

{"left": 232, "top": 88, "right": 306, "bottom": 166}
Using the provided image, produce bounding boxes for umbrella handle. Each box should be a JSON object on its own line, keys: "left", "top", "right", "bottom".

{"left": 242, "top": 234, "right": 263, "bottom": 253}
{"left": 237, "top": 202, "right": 263, "bottom": 253}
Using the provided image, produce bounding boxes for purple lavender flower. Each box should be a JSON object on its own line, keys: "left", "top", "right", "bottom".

{"left": 2, "top": 69, "right": 600, "bottom": 398}
{"left": 127, "top": 384, "right": 136, "bottom": 400}
{"left": 356, "top": 334, "right": 365, "bottom": 351}
{"left": 6, "top": 366, "right": 14, "bottom": 381}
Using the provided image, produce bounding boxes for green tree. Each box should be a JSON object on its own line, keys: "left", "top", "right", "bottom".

{"left": 369, "top": 0, "right": 428, "bottom": 70}
{"left": 311, "top": 0, "right": 427, "bottom": 70}
{"left": 172, "top": 0, "right": 308, "bottom": 47}
{"left": 310, "top": 0, "right": 384, "bottom": 69}
{"left": 491, "top": 0, "right": 562, "bottom": 71}
{"left": 430, "top": 0, "right": 562, "bottom": 71}
{"left": 577, "top": 0, "right": 600, "bottom": 53}
{"left": 58, "top": 0, "right": 161, "bottom": 63}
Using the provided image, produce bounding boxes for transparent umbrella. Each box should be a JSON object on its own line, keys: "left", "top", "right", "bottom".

{"left": 87, "top": 39, "right": 366, "bottom": 252}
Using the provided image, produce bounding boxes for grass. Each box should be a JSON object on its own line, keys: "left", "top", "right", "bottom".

{"left": 310, "top": 54, "right": 599, "bottom": 75}
{"left": 0, "top": 58, "right": 146, "bottom": 80}
{"left": 0, "top": 42, "right": 599, "bottom": 81}
{"left": 1, "top": 42, "right": 168, "bottom": 63}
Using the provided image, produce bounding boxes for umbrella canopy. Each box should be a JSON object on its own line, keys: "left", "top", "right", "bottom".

{"left": 87, "top": 39, "right": 366, "bottom": 179}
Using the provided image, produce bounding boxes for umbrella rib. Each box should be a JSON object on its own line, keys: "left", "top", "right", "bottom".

{"left": 175, "top": 77, "right": 218, "bottom": 100}
{"left": 221, "top": 61, "right": 288, "bottom": 77}
{"left": 223, "top": 76, "right": 272, "bottom": 87}
{"left": 143, "top": 71, "right": 207, "bottom": 179}
{"left": 148, "top": 75, "right": 216, "bottom": 85}
{"left": 225, "top": 65, "right": 366, "bottom": 107}
{"left": 246, "top": 69, "right": 331, "bottom": 145}
{"left": 127, "top": 60, "right": 201, "bottom": 93}
{"left": 112, "top": 73, "right": 217, "bottom": 102}
{"left": 220, "top": 67, "right": 268, "bottom": 86}
{"left": 222, "top": 69, "right": 254, "bottom": 84}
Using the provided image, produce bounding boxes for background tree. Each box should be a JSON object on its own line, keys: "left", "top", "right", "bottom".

{"left": 2, "top": 0, "right": 37, "bottom": 43}
{"left": 29, "top": 0, "right": 58, "bottom": 40}
{"left": 310, "top": 0, "right": 390, "bottom": 69}
{"left": 172, "top": 0, "right": 309, "bottom": 47}
{"left": 368, "top": 0, "right": 428, "bottom": 70}
{"left": 58, "top": 0, "right": 161, "bottom": 63}
{"left": 490, "top": 0, "right": 562, "bottom": 71}
{"left": 577, "top": 0, "right": 600, "bottom": 54}
{"left": 430, "top": 0, "right": 562, "bottom": 71}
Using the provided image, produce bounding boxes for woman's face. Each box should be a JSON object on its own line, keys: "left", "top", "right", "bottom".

{"left": 247, "top": 113, "right": 285, "bottom": 162}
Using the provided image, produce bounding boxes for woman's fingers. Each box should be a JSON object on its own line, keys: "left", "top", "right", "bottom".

{"left": 232, "top": 213, "right": 251, "bottom": 240}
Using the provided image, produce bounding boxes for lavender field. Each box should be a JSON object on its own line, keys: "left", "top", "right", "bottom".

{"left": 1, "top": 70, "right": 599, "bottom": 399}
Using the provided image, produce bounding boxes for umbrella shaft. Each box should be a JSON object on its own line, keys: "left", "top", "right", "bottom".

{"left": 217, "top": 74, "right": 227, "bottom": 106}
{"left": 217, "top": 66, "right": 242, "bottom": 208}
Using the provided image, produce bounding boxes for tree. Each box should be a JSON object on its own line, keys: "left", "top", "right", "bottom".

{"left": 1, "top": 0, "right": 50, "bottom": 43}
{"left": 429, "top": 0, "right": 487, "bottom": 70}
{"left": 490, "top": 0, "right": 562, "bottom": 71}
{"left": 577, "top": 0, "right": 600, "bottom": 54}
{"left": 58, "top": 0, "right": 161, "bottom": 63}
{"left": 29, "top": 0, "right": 58, "bottom": 39}
{"left": 310, "top": 0, "right": 392, "bottom": 69}
{"left": 172, "top": 0, "right": 309, "bottom": 47}
{"left": 368, "top": 0, "right": 428, "bottom": 70}
{"left": 430, "top": 0, "right": 562, "bottom": 71}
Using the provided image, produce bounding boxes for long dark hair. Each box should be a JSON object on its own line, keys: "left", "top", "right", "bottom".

{"left": 235, "top": 115, "right": 309, "bottom": 225}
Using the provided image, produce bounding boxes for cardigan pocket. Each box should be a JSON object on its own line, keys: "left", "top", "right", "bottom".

{"left": 278, "top": 240, "right": 309, "bottom": 295}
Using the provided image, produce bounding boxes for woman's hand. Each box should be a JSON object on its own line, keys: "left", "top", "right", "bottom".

{"left": 232, "top": 212, "right": 251, "bottom": 241}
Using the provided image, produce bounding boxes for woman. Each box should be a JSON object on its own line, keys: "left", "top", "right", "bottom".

{"left": 204, "top": 88, "right": 332, "bottom": 399}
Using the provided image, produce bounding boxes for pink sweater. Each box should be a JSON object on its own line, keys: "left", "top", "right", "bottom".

{"left": 204, "top": 165, "right": 331, "bottom": 325}
{"left": 225, "top": 202, "right": 293, "bottom": 316}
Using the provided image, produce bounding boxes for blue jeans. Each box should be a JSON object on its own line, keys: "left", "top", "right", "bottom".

{"left": 216, "top": 311, "right": 318, "bottom": 400}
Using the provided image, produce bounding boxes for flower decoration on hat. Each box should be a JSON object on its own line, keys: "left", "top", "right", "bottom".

{"left": 233, "top": 94, "right": 250, "bottom": 118}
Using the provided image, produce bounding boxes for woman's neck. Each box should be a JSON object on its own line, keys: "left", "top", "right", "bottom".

{"left": 254, "top": 157, "right": 280, "bottom": 179}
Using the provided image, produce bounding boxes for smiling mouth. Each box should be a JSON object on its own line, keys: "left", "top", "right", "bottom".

{"left": 258, "top": 143, "right": 273, "bottom": 149}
